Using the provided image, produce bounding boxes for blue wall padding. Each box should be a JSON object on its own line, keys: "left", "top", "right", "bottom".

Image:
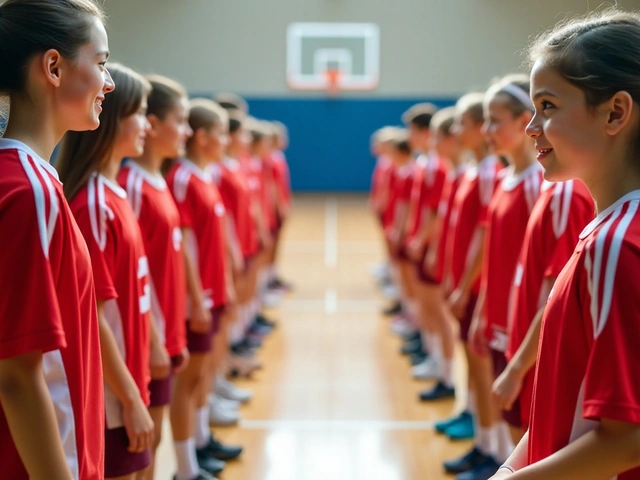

{"left": 245, "top": 97, "right": 456, "bottom": 192}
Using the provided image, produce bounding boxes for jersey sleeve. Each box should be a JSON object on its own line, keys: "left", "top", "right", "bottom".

{"left": 545, "top": 184, "right": 594, "bottom": 279}
{"left": 0, "top": 188, "right": 66, "bottom": 359}
{"left": 426, "top": 168, "right": 447, "bottom": 212}
{"left": 583, "top": 240, "right": 640, "bottom": 425}
{"left": 478, "top": 172, "right": 498, "bottom": 226}
{"left": 73, "top": 204, "right": 118, "bottom": 301}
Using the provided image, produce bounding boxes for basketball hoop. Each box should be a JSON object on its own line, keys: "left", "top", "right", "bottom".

{"left": 324, "top": 68, "right": 342, "bottom": 97}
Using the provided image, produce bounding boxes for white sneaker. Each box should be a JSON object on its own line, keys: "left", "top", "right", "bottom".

{"left": 381, "top": 283, "right": 400, "bottom": 300}
{"left": 262, "top": 290, "right": 282, "bottom": 308}
{"left": 412, "top": 357, "right": 440, "bottom": 380}
{"left": 212, "top": 394, "right": 241, "bottom": 411}
{"left": 390, "top": 318, "right": 418, "bottom": 337}
{"left": 209, "top": 397, "right": 240, "bottom": 426}
{"left": 368, "top": 263, "right": 389, "bottom": 279}
{"left": 228, "top": 353, "right": 262, "bottom": 377}
{"left": 216, "top": 376, "right": 253, "bottom": 403}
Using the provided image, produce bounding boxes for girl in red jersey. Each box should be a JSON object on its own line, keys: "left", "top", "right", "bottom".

{"left": 117, "top": 74, "right": 193, "bottom": 480}
{"left": 57, "top": 63, "right": 155, "bottom": 480}
{"left": 463, "top": 75, "right": 543, "bottom": 480}
{"left": 491, "top": 10, "right": 640, "bottom": 479}
{"left": 0, "top": 1, "right": 114, "bottom": 479}
{"left": 442, "top": 93, "right": 503, "bottom": 477}
{"left": 167, "top": 99, "right": 242, "bottom": 479}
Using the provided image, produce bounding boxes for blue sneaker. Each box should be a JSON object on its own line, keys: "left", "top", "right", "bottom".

{"left": 443, "top": 446, "right": 489, "bottom": 474}
{"left": 419, "top": 381, "right": 455, "bottom": 401}
{"left": 456, "top": 455, "right": 500, "bottom": 480}
{"left": 446, "top": 411, "right": 475, "bottom": 440}
{"left": 434, "top": 410, "right": 471, "bottom": 434}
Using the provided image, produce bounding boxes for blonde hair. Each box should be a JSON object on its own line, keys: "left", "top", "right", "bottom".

{"left": 431, "top": 106, "right": 457, "bottom": 136}
{"left": 456, "top": 92, "right": 485, "bottom": 124}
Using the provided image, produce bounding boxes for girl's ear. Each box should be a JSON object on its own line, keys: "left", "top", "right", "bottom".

{"left": 604, "top": 91, "right": 634, "bottom": 137}
{"left": 146, "top": 114, "right": 160, "bottom": 138}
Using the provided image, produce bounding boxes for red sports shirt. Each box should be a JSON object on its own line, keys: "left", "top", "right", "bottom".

{"left": 219, "top": 158, "right": 259, "bottom": 258}
{"left": 437, "top": 163, "right": 467, "bottom": 288}
{"left": 481, "top": 163, "right": 543, "bottom": 350}
{"left": 166, "top": 159, "right": 227, "bottom": 310}
{"left": 370, "top": 155, "right": 393, "bottom": 216}
{"left": 385, "top": 161, "right": 415, "bottom": 238}
{"left": 271, "top": 150, "right": 292, "bottom": 212}
{"left": 0, "top": 139, "right": 104, "bottom": 480}
{"left": 528, "top": 190, "right": 640, "bottom": 479}
{"left": 118, "top": 161, "right": 187, "bottom": 358}
{"left": 71, "top": 173, "right": 151, "bottom": 426}
{"left": 405, "top": 153, "right": 447, "bottom": 245}
{"left": 447, "top": 155, "right": 502, "bottom": 294}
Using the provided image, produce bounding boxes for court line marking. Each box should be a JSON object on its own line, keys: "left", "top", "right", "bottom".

{"left": 324, "top": 197, "right": 338, "bottom": 268}
{"left": 239, "top": 419, "right": 435, "bottom": 431}
{"left": 324, "top": 288, "right": 338, "bottom": 314}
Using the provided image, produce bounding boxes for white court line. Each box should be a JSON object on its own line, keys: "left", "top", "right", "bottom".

{"left": 240, "top": 419, "right": 434, "bottom": 431}
{"left": 325, "top": 197, "right": 338, "bottom": 268}
{"left": 324, "top": 288, "right": 338, "bottom": 314}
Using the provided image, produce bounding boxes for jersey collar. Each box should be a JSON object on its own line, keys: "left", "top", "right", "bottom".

{"left": 0, "top": 138, "right": 61, "bottom": 182}
{"left": 123, "top": 160, "right": 167, "bottom": 191}
{"left": 580, "top": 189, "right": 640, "bottom": 239}
{"left": 178, "top": 158, "right": 213, "bottom": 183}
{"left": 97, "top": 173, "right": 127, "bottom": 198}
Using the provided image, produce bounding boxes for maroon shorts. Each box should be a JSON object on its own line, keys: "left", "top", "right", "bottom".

{"left": 491, "top": 348, "right": 523, "bottom": 428}
{"left": 458, "top": 294, "right": 478, "bottom": 341}
{"left": 104, "top": 427, "right": 151, "bottom": 478}
{"left": 186, "top": 306, "right": 224, "bottom": 354}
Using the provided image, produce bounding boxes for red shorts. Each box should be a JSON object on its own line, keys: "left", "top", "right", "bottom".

{"left": 104, "top": 427, "right": 151, "bottom": 477}
{"left": 186, "top": 306, "right": 224, "bottom": 354}
{"left": 148, "top": 355, "right": 183, "bottom": 407}
{"left": 491, "top": 348, "right": 523, "bottom": 428}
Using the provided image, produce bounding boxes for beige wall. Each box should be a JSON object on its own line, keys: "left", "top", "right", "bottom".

{"left": 104, "top": 0, "right": 640, "bottom": 97}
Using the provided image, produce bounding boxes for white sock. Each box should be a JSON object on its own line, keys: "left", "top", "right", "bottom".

{"left": 194, "top": 405, "right": 211, "bottom": 449}
{"left": 268, "top": 265, "right": 276, "bottom": 282}
{"left": 467, "top": 390, "right": 476, "bottom": 415}
{"left": 495, "top": 421, "right": 515, "bottom": 463}
{"left": 174, "top": 438, "right": 200, "bottom": 480}
{"left": 476, "top": 426, "right": 493, "bottom": 456}
{"left": 427, "top": 334, "right": 443, "bottom": 363}
{"left": 441, "top": 358, "right": 454, "bottom": 388}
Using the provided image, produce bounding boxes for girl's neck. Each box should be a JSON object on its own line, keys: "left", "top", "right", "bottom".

{"left": 472, "top": 144, "right": 489, "bottom": 163}
{"left": 585, "top": 155, "right": 640, "bottom": 215}
{"left": 227, "top": 145, "right": 242, "bottom": 159}
{"left": 134, "top": 147, "right": 164, "bottom": 175}
{"left": 100, "top": 152, "right": 122, "bottom": 184}
{"left": 506, "top": 141, "right": 536, "bottom": 174}
{"left": 3, "top": 94, "right": 65, "bottom": 161}
{"left": 187, "top": 149, "right": 213, "bottom": 170}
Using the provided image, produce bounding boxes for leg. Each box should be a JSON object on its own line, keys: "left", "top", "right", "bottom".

{"left": 143, "top": 405, "right": 166, "bottom": 480}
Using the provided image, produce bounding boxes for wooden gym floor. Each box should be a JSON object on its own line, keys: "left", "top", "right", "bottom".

{"left": 155, "top": 194, "right": 470, "bottom": 480}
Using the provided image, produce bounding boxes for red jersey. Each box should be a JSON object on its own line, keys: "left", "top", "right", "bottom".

{"left": 71, "top": 173, "right": 151, "bottom": 426}
{"left": 385, "top": 162, "right": 415, "bottom": 237}
{"left": 167, "top": 159, "right": 227, "bottom": 310}
{"left": 437, "top": 163, "right": 467, "bottom": 289}
{"left": 370, "top": 155, "right": 393, "bottom": 215}
{"left": 447, "top": 155, "right": 502, "bottom": 294}
{"left": 481, "top": 163, "right": 543, "bottom": 350}
{"left": 406, "top": 153, "right": 447, "bottom": 245}
{"left": 0, "top": 139, "right": 104, "bottom": 480}
{"left": 219, "top": 158, "right": 259, "bottom": 258}
{"left": 271, "top": 150, "right": 292, "bottom": 212}
{"left": 528, "top": 190, "right": 640, "bottom": 479}
{"left": 118, "top": 161, "right": 187, "bottom": 357}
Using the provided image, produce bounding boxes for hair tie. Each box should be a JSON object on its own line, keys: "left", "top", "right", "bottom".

{"left": 499, "top": 83, "right": 534, "bottom": 111}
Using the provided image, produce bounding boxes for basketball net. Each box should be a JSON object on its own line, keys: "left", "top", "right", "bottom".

{"left": 324, "top": 68, "right": 342, "bottom": 98}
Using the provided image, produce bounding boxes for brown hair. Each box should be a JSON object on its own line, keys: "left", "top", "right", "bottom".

{"left": 246, "top": 118, "right": 270, "bottom": 146}
{"left": 456, "top": 92, "right": 485, "bottom": 124}
{"left": 431, "top": 106, "right": 457, "bottom": 136}
{"left": 228, "top": 111, "right": 244, "bottom": 135}
{"left": 214, "top": 92, "right": 248, "bottom": 114}
{"left": 146, "top": 75, "right": 187, "bottom": 121}
{"left": 57, "top": 63, "right": 151, "bottom": 200}
{"left": 402, "top": 103, "right": 437, "bottom": 129}
{"left": 0, "top": 0, "right": 104, "bottom": 94}
{"left": 186, "top": 98, "right": 229, "bottom": 150}
{"left": 389, "top": 128, "right": 412, "bottom": 155}
{"left": 485, "top": 74, "right": 532, "bottom": 117}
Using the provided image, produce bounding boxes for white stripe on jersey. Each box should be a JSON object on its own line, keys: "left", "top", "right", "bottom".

{"left": 551, "top": 181, "right": 574, "bottom": 239}
{"left": 18, "top": 151, "right": 59, "bottom": 258}
{"left": 524, "top": 170, "right": 541, "bottom": 214}
{"left": 173, "top": 165, "right": 191, "bottom": 204}
{"left": 148, "top": 276, "right": 166, "bottom": 346}
{"left": 43, "top": 349, "right": 80, "bottom": 479}
{"left": 478, "top": 161, "right": 498, "bottom": 207}
{"left": 87, "top": 175, "right": 111, "bottom": 252}
{"left": 125, "top": 168, "right": 144, "bottom": 220}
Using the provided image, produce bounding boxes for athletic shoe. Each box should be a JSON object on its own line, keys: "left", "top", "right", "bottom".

{"left": 211, "top": 394, "right": 240, "bottom": 411}
{"left": 445, "top": 412, "right": 475, "bottom": 440}
{"left": 197, "top": 436, "right": 243, "bottom": 461}
{"left": 409, "top": 351, "right": 429, "bottom": 366}
{"left": 173, "top": 469, "right": 218, "bottom": 480}
{"left": 195, "top": 453, "right": 226, "bottom": 476}
{"left": 390, "top": 318, "right": 418, "bottom": 336}
{"left": 255, "top": 314, "right": 277, "bottom": 328}
{"left": 208, "top": 397, "right": 240, "bottom": 426}
{"left": 411, "top": 357, "right": 439, "bottom": 380}
{"left": 401, "top": 337, "right": 423, "bottom": 355}
{"left": 269, "top": 277, "right": 293, "bottom": 292}
{"left": 419, "top": 381, "right": 455, "bottom": 401}
{"left": 227, "top": 353, "right": 261, "bottom": 378}
{"left": 443, "top": 446, "right": 489, "bottom": 474}
{"left": 401, "top": 330, "right": 421, "bottom": 342}
{"left": 435, "top": 410, "right": 472, "bottom": 433}
{"left": 382, "top": 301, "right": 402, "bottom": 316}
{"left": 381, "top": 283, "right": 400, "bottom": 300}
{"left": 262, "top": 289, "right": 282, "bottom": 308}
{"left": 456, "top": 455, "right": 500, "bottom": 480}
{"left": 369, "top": 262, "right": 389, "bottom": 279}
{"left": 216, "top": 376, "right": 252, "bottom": 403}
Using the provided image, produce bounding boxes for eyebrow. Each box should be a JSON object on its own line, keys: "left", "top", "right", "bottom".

{"left": 96, "top": 50, "right": 110, "bottom": 59}
{"left": 532, "top": 90, "right": 558, "bottom": 100}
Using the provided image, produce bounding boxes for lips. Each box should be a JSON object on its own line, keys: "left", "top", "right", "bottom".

{"left": 537, "top": 147, "right": 553, "bottom": 161}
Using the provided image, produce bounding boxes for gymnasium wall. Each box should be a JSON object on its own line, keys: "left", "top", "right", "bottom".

{"left": 104, "top": 0, "right": 640, "bottom": 191}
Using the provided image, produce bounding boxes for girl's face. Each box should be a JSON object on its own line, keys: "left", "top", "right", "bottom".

{"left": 149, "top": 97, "right": 193, "bottom": 158}
{"left": 204, "top": 121, "right": 229, "bottom": 160}
{"left": 116, "top": 95, "right": 151, "bottom": 158}
{"left": 483, "top": 95, "right": 532, "bottom": 156}
{"left": 434, "top": 129, "right": 459, "bottom": 160}
{"left": 229, "top": 126, "right": 249, "bottom": 153}
{"left": 408, "top": 123, "right": 430, "bottom": 152}
{"left": 55, "top": 18, "right": 115, "bottom": 132}
{"left": 453, "top": 111, "right": 484, "bottom": 152}
{"left": 253, "top": 137, "right": 270, "bottom": 157}
{"left": 527, "top": 60, "right": 611, "bottom": 182}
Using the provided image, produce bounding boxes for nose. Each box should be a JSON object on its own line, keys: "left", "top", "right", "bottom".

{"left": 103, "top": 68, "right": 115, "bottom": 94}
{"left": 526, "top": 113, "right": 542, "bottom": 139}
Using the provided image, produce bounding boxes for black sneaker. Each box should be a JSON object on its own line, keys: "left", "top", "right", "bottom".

{"left": 401, "top": 338, "right": 423, "bottom": 355}
{"left": 419, "top": 381, "right": 455, "bottom": 401}
{"left": 401, "top": 330, "right": 421, "bottom": 342}
{"left": 255, "top": 313, "right": 277, "bottom": 328}
{"left": 173, "top": 469, "right": 218, "bottom": 480}
{"left": 456, "top": 455, "right": 500, "bottom": 480}
{"left": 410, "top": 351, "right": 428, "bottom": 366}
{"left": 443, "top": 446, "right": 489, "bottom": 474}
{"left": 382, "top": 301, "right": 402, "bottom": 316}
{"left": 195, "top": 449, "right": 225, "bottom": 475}
{"left": 197, "top": 436, "right": 243, "bottom": 461}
